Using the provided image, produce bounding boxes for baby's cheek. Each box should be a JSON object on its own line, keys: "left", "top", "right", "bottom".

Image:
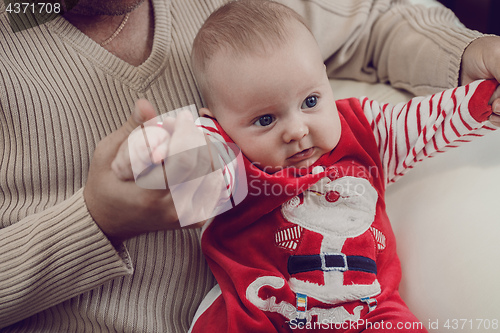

{"left": 327, "top": 112, "right": 342, "bottom": 149}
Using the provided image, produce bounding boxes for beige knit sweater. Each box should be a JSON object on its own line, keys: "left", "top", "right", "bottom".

{"left": 0, "top": 0, "right": 481, "bottom": 331}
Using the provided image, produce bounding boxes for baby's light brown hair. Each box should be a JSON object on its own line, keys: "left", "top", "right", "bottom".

{"left": 191, "top": 0, "right": 311, "bottom": 108}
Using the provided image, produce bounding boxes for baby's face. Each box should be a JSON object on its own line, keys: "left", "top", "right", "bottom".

{"left": 202, "top": 21, "right": 341, "bottom": 173}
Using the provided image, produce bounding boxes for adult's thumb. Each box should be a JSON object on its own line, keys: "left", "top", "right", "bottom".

{"left": 104, "top": 99, "right": 159, "bottom": 157}
{"left": 122, "top": 99, "right": 158, "bottom": 135}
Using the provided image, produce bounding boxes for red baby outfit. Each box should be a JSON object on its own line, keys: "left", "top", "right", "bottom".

{"left": 190, "top": 80, "right": 497, "bottom": 332}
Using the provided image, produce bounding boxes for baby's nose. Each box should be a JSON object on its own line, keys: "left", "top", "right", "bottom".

{"left": 282, "top": 120, "right": 308, "bottom": 143}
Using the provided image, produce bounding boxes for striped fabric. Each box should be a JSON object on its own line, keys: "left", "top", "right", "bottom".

{"left": 361, "top": 82, "right": 497, "bottom": 184}
{"left": 0, "top": 0, "right": 486, "bottom": 331}
{"left": 275, "top": 225, "right": 304, "bottom": 251}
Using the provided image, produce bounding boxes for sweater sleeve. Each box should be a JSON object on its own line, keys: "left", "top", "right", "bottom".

{"left": 283, "top": 0, "right": 482, "bottom": 96}
{"left": 0, "top": 188, "right": 133, "bottom": 328}
{"left": 361, "top": 79, "right": 498, "bottom": 184}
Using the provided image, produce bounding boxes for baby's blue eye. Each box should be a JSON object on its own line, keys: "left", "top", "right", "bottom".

{"left": 302, "top": 96, "right": 318, "bottom": 109}
{"left": 254, "top": 115, "right": 275, "bottom": 127}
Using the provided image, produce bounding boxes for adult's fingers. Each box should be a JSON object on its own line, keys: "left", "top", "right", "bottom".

{"left": 489, "top": 114, "right": 500, "bottom": 127}
{"left": 489, "top": 87, "right": 500, "bottom": 105}
{"left": 489, "top": 97, "right": 500, "bottom": 126}
{"left": 113, "top": 126, "right": 172, "bottom": 181}
{"left": 110, "top": 100, "right": 161, "bottom": 180}
{"left": 129, "top": 110, "right": 209, "bottom": 190}
{"left": 120, "top": 99, "right": 158, "bottom": 141}
{"left": 108, "top": 99, "right": 159, "bottom": 161}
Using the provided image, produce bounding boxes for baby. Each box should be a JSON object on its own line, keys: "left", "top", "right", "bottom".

{"left": 113, "top": 0, "right": 499, "bottom": 331}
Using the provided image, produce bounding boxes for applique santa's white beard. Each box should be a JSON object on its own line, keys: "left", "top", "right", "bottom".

{"left": 280, "top": 171, "right": 382, "bottom": 305}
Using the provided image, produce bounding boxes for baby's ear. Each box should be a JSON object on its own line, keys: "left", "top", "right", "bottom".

{"left": 199, "top": 107, "right": 215, "bottom": 118}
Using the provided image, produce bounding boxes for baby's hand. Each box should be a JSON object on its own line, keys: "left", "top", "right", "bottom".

{"left": 111, "top": 120, "right": 171, "bottom": 181}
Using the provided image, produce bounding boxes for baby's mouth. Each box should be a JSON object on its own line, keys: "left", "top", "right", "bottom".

{"left": 288, "top": 147, "right": 315, "bottom": 161}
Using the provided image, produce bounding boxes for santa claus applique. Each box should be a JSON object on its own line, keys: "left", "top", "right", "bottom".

{"left": 247, "top": 161, "right": 386, "bottom": 325}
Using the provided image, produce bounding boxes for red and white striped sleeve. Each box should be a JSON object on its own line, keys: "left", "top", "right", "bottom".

{"left": 361, "top": 79, "right": 498, "bottom": 184}
{"left": 196, "top": 116, "right": 239, "bottom": 195}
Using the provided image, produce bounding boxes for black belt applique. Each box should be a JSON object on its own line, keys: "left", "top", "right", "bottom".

{"left": 288, "top": 253, "right": 377, "bottom": 275}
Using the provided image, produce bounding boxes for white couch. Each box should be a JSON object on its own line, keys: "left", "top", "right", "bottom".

{"left": 329, "top": 79, "right": 500, "bottom": 332}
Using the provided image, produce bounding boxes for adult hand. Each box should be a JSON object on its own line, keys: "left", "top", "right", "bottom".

{"left": 460, "top": 36, "right": 500, "bottom": 86}
{"left": 111, "top": 106, "right": 226, "bottom": 228}
{"left": 112, "top": 109, "right": 216, "bottom": 188}
{"left": 489, "top": 87, "right": 500, "bottom": 127}
{"left": 83, "top": 100, "right": 184, "bottom": 242}
{"left": 111, "top": 117, "right": 172, "bottom": 182}
{"left": 461, "top": 36, "right": 500, "bottom": 126}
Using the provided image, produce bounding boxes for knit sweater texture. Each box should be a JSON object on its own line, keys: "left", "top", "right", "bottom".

{"left": 0, "top": 0, "right": 482, "bottom": 331}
